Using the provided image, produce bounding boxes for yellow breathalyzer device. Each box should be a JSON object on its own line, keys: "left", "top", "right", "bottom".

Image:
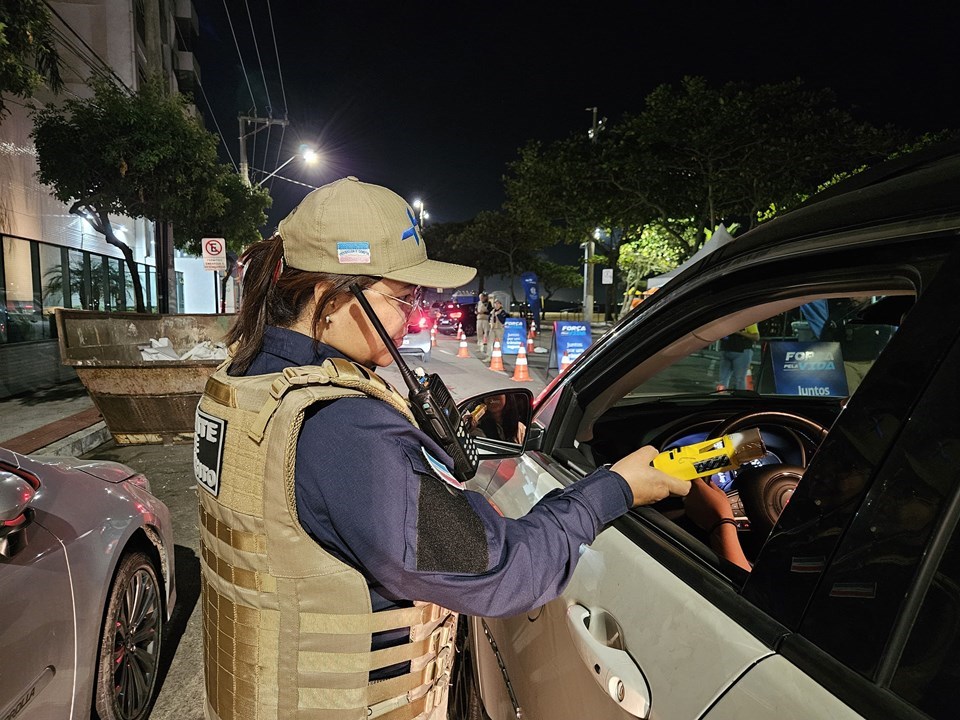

{"left": 653, "top": 428, "right": 766, "bottom": 481}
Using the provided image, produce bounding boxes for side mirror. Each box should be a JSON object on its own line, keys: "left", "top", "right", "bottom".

{"left": 459, "top": 389, "right": 533, "bottom": 459}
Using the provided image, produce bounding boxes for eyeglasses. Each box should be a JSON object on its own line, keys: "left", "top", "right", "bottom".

{"left": 366, "top": 285, "right": 424, "bottom": 318}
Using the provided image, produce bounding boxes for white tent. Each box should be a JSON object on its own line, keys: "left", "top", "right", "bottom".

{"left": 647, "top": 224, "right": 736, "bottom": 289}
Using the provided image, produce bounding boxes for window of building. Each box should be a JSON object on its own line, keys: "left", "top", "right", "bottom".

{"left": 2, "top": 236, "right": 43, "bottom": 343}
{"left": 134, "top": 0, "right": 146, "bottom": 42}
{"left": 38, "top": 243, "right": 65, "bottom": 339}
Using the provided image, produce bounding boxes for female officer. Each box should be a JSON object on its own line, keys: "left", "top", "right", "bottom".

{"left": 197, "top": 177, "right": 689, "bottom": 720}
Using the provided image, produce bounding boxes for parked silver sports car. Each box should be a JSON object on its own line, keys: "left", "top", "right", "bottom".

{"left": 0, "top": 447, "right": 176, "bottom": 720}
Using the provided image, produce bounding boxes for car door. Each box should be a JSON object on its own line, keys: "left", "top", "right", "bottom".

{"left": 467, "top": 239, "right": 960, "bottom": 719}
{"left": 0, "top": 471, "right": 76, "bottom": 720}
{"left": 711, "top": 308, "right": 960, "bottom": 718}
{"left": 471, "top": 446, "right": 778, "bottom": 719}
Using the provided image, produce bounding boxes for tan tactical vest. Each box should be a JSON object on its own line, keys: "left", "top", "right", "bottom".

{"left": 195, "top": 357, "right": 457, "bottom": 720}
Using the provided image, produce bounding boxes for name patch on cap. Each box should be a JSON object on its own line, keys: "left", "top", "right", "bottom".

{"left": 337, "top": 242, "right": 371, "bottom": 264}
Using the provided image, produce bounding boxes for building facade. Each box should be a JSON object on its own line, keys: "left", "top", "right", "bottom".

{"left": 0, "top": 0, "right": 205, "bottom": 398}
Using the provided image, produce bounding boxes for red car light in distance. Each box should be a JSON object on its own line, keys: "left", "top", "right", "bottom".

{"left": 419, "top": 317, "right": 427, "bottom": 328}
{"left": 451, "top": 311, "right": 462, "bottom": 319}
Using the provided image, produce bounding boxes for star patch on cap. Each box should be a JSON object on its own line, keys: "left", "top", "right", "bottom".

{"left": 421, "top": 447, "right": 465, "bottom": 490}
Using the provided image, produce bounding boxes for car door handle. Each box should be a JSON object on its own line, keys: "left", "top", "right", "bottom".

{"left": 566, "top": 604, "right": 650, "bottom": 718}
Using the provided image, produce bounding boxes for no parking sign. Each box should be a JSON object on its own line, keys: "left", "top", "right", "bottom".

{"left": 202, "top": 237, "right": 227, "bottom": 272}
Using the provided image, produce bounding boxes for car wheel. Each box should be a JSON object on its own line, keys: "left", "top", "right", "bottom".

{"left": 448, "top": 617, "right": 487, "bottom": 720}
{"left": 95, "top": 551, "right": 164, "bottom": 720}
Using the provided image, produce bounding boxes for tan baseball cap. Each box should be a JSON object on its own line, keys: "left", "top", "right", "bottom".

{"left": 277, "top": 176, "right": 476, "bottom": 288}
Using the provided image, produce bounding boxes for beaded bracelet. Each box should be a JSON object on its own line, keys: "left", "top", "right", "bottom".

{"left": 709, "top": 518, "right": 738, "bottom": 534}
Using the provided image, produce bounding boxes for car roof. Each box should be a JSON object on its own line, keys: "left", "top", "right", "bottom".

{"left": 667, "top": 141, "right": 960, "bottom": 287}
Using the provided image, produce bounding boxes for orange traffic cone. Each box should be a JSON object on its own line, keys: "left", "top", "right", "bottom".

{"left": 512, "top": 344, "right": 532, "bottom": 382}
{"left": 430, "top": 326, "right": 437, "bottom": 347}
{"left": 489, "top": 341, "right": 504, "bottom": 371}
{"left": 457, "top": 334, "right": 471, "bottom": 358}
{"left": 745, "top": 368, "right": 754, "bottom": 391}
{"left": 457, "top": 323, "right": 464, "bottom": 341}
{"left": 559, "top": 349, "right": 572, "bottom": 372}
{"left": 528, "top": 324, "right": 537, "bottom": 340}
{"left": 526, "top": 335, "right": 534, "bottom": 354}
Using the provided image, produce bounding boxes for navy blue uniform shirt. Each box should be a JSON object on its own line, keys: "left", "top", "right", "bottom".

{"left": 242, "top": 326, "right": 633, "bottom": 619}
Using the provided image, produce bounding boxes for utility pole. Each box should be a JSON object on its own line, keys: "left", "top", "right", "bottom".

{"left": 582, "top": 236, "right": 595, "bottom": 324}
{"left": 238, "top": 114, "right": 289, "bottom": 186}
{"left": 582, "top": 107, "right": 605, "bottom": 324}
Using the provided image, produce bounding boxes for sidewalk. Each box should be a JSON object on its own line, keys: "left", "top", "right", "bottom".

{"left": 0, "top": 379, "right": 110, "bottom": 456}
{"left": 0, "top": 320, "right": 616, "bottom": 458}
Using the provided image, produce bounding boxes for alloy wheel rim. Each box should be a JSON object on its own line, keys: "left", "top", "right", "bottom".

{"left": 112, "top": 568, "right": 161, "bottom": 719}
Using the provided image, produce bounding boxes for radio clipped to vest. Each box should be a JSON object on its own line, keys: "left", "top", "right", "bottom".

{"left": 350, "top": 283, "right": 479, "bottom": 482}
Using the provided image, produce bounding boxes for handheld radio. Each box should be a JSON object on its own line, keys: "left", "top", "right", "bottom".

{"left": 653, "top": 428, "right": 766, "bottom": 481}
{"left": 349, "top": 283, "right": 479, "bottom": 482}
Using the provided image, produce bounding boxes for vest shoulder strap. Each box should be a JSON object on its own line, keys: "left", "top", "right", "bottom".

{"left": 231, "top": 358, "right": 414, "bottom": 442}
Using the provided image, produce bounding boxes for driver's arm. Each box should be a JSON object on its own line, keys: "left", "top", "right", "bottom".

{"left": 684, "top": 478, "right": 752, "bottom": 572}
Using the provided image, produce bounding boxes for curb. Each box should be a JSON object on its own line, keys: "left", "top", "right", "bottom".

{"left": 30, "top": 422, "right": 112, "bottom": 457}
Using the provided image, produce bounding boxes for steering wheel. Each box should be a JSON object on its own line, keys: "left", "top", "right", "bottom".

{"left": 708, "top": 411, "right": 828, "bottom": 537}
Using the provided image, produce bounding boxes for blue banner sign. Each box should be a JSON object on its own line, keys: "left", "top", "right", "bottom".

{"left": 549, "top": 321, "right": 592, "bottom": 369}
{"left": 520, "top": 271, "right": 542, "bottom": 331}
{"left": 768, "top": 341, "right": 848, "bottom": 397}
{"left": 502, "top": 318, "right": 527, "bottom": 355}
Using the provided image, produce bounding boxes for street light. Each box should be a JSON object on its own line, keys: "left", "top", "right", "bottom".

{"left": 412, "top": 198, "right": 429, "bottom": 225}
{"left": 256, "top": 147, "right": 319, "bottom": 187}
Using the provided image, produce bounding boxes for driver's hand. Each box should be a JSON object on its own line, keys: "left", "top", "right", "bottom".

{"left": 684, "top": 477, "right": 735, "bottom": 530}
{"left": 611, "top": 446, "right": 691, "bottom": 506}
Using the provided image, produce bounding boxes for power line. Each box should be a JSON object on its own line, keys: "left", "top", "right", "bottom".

{"left": 221, "top": 0, "right": 256, "bottom": 113}
{"left": 173, "top": 22, "right": 237, "bottom": 171}
{"left": 43, "top": 1, "right": 131, "bottom": 92}
{"left": 268, "top": 124, "right": 286, "bottom": 193}
{"left": 197, "top": 76, "right": 239, "bottom": 171}
{"left": 266, "top": 0, "right": 288, "bottom": 116}
{"left": 243, "top": 0, "right": 272, "bottom": 113}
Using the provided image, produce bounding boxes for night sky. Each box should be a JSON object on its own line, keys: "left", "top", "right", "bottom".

{"left": 195, "top": 2, "right": 960, "bottom": 230}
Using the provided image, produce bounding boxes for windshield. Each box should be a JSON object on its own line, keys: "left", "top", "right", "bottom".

{"left": 626, "top": 294, "right": 912, "bottom": 400}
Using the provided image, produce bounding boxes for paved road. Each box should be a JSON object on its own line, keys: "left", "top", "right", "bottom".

{"left": 84, "top": 330, "right": 554, "bottom": 719}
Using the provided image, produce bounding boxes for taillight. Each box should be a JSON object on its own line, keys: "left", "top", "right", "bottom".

{"left": 451, "top": 311, "right": 462, "bottom": 319}
{"left": 419, "top": 317, "right": 427, "bottom": 328}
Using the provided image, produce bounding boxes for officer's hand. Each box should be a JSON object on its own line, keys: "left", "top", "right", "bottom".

{"left": 611, "top": 445, "right": 691, "bottom": 506}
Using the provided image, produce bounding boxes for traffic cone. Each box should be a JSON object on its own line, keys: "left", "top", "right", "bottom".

{"left": 489, "top": 341, "right": 504, "bottom": 371}
{"left": 745, "top": 368, "right": 754, "bottom": 391}
{"left": 512, "top": 344, "right": 532, "bottom": 382}
{"left": 528, "top": 324, "right": 537, "bottom": 340}
{"left": 430, "top": 326, "right": 437, "bottom": 347}
{"left": 457, "top": 323, "right": 464, "bottom": 340}
{"left": 457, "top": 334, "right": 471, "bottom": 358}
{"left": 526, "top": 335, "right": 534, "bottom": 354}
{"left": 560, "top": 349, "right": 572, "bottom": 372}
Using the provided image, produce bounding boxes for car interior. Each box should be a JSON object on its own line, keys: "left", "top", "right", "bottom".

{"left": 551, "top": 288, "right": 916, "bottom": 567}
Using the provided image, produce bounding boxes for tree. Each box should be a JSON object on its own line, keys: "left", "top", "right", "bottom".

{"left": 32, "top": 76, "right": 270, "bottom": 311}
{"left": 606, "top": 77, "right": 904, "bottom": 254}
{"left": 422, "top": 219, "right": 473, "bottom": 287}
{"left": 453, "top": 211, "right": 550, "bottom": 304}
{"left": 0, "top": 0, "right": 62, "bottom": 118}
{"left": 532, "top": 259, "right": 582, "bottom": 305}
{"left": 506, "top": 77, "right": 907, "bottom": 292}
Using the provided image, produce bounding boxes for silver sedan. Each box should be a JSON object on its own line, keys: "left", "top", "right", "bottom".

{"left": 0, "top": 447, "right": 176, "bottom": 720}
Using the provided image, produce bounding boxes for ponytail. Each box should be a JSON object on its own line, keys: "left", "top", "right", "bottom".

{"left": 226, "top": 235, "right": 377, "bottom": 374}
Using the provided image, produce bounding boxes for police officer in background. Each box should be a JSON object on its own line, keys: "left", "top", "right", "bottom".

{"left": 475, "top": 291, "right": 491, "bottom": 352}
{"left": 195, "top": 176, "right": 689, "bottom": 720}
